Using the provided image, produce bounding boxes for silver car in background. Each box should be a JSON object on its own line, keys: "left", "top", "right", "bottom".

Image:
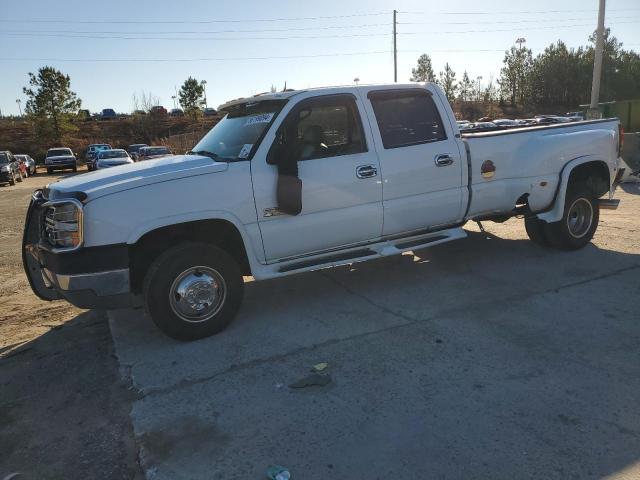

{"left": 95, "top": 149, "right": 134, "bottom": 169}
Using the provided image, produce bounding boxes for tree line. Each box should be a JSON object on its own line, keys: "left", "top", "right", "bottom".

{"left": 410, "top": 29, "right": 640, "bottom": 110}
{"left": 20, "top": 69, "right": 209, "bottom": 144}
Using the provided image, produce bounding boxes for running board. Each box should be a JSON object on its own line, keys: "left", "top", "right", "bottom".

{"left": 273, "top": 227, "right": 467, "bottom": 276}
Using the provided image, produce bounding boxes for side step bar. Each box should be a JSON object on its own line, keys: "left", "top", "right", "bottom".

{"left": 276, "top": 227, "right": 467, "bottom": 275}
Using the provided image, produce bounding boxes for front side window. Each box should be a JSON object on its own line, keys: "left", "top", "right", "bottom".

{"left": 369, "top": 90, "right": 446, "bottom": 149}
{"left": 275, "top": 95, "right": 366, "bottom": 162}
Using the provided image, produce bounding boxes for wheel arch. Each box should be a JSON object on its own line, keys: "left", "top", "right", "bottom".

{"left": 537, "top": 156, "right": 610, "bottom": 223}
{"left": 128, "top": 216, "right": 258, "bottom": 294}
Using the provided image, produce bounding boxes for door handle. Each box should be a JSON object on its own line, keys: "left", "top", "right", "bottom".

{"left": 434, "top": 154, "right": 454, "bottom": 167}
{"left": 356, "top": 165, "right": 378, "bottom": 179}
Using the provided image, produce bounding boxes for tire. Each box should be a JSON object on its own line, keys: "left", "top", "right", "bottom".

{"left": 47, "top": 168, "right": 52, "bottom": 174}
{"left": 72, "top": 166, "right": 77, "bottom": 172}
{"left": 544, "top": 187, "right": 599, "bottom": 250}
{"left": 524, "top": 216, "right": 550, "bottom": 246}
{"left": 143, "top": 242, "right": 244, "bottom": 340}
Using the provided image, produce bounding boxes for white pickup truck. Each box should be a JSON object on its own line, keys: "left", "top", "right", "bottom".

{"left": 23, "top": 83, "right": 624, "bottom": 340}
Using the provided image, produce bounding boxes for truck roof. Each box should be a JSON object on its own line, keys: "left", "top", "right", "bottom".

{"left": 218, "top": 83, "right": 432, "bottom": 111}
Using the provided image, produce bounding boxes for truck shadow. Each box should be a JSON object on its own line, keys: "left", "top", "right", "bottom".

{"left": 620, "top": 182, "right": 640, "bottom": 195}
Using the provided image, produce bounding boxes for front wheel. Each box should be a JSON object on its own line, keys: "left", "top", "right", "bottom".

{"left": 143, "top": 242, "right": 244, "bottom": 340}
{"left": 544, "top": 188, "right": 599, "bottom": 250}
{"left": 524, "top": 216, "right": 550, "bottom": 246}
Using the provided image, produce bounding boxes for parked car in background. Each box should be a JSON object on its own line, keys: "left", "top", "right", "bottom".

{"left": 45, "top": 147, "right": 77, "bottom": 173}
{"left": 566, "top": 111, "right": 585, "bottom": 120}
{"left": 150, "top": 106, "right": 168, "bottom": 116}
{"left": 137, "top": 146, "right": 173, "bottom": 161}
{"left": 492, "top": 119, "right": 519, "bottom": 127}
{"left": 96, "top": 149, "right": 134, "bottom": 169}
{"left": 203, "top": 107, "right": 218, "bottom": 117}
{"left": 456, "top": 120, "right": 472, "bottom": 129}
{"left": 170, "top": 108, "right": 185, "bottom": 117}
{"left": 0, "top": 150, "right": 22, "bottom": 185}
{"left": 15, "top": 154, "right": 36, "bottom": 176}
{"left": 471, "top": 121, "right": 498, "bottom": 130}
{"left": 133, "top": 109, "right": 147, "bottom": 116}
{"left": 127, "top": 143, "right": 149, "bottom": 161}
{"left": 77, "top": 109, "right": 91, "bottom": 121}
{"left": 535, "top": 116, "right": 572, "bottom": 125}
{"left": 86, "top": 143, "right": 112, "bottom": 171}
{"left": 100, "top": 108, "right": 117, "bottom": 120}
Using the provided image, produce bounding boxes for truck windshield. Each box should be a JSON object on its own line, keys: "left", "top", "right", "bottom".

{"left": 47, "top": 149, "right": 72, "bottom": 157}
{"left": 0, "top": 153, "right": 9, "bottom": 164}
{"left": 190, "top": 99, "right": 287, "bottom": 161}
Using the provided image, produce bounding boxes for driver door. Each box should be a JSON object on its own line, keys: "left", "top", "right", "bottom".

{"left": 251, "top": 93, "right": 383, "bottom": 261}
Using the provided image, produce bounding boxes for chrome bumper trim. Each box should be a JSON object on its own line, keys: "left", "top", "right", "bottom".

{"left": 42, "top": 268, "right": 130, "bottom": 297}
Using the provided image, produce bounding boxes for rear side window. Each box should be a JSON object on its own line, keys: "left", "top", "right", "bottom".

{"left": 368, "top": 90, "right": 446, "bottom": 149}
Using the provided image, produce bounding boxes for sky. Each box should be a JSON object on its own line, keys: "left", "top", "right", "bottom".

{"left": 0, "top": 0, "right": 638, "bottom": 115}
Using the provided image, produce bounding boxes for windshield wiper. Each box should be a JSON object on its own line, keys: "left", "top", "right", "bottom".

{"left": 187, "top": 150, "right": 219, "bottom": 161}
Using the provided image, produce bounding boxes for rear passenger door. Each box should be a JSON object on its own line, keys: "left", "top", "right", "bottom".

{"left": 360, "top": 87, "right": 465, "bottom": 236}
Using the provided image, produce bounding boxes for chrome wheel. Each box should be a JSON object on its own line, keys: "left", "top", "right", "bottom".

{"left": 566, "top": 198, "right": 593, "bottom": 238}
{"left": 169, "top": 266, "right": 226, "bottom": 323}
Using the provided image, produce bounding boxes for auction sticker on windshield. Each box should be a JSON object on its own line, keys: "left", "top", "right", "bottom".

{"left": 238, "top": 144, "right": 253, "bottom": 159}
{"left": 244, "top": 112, "right": 275, "bottom": 126}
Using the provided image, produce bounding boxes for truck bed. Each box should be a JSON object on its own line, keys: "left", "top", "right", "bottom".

{"left": 461, "top": 119, "right": 620, "bottom": 219}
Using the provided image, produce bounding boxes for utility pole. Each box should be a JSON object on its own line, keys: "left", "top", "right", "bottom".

{"left": 393, "top": 10, "right": 397, "bottom": 83}
{"left": 589, "top": 0, "right": 606, "bottom": 118}
{"left": 16, "top": 99, "right": 22, "bottom": 116}
{"left": 201, "top": 80, "right": 208, "bottom": 108}
{"left": 476, "top": 76, "right": 483, "bottom": 102}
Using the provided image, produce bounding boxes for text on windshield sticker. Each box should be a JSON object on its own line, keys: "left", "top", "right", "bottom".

{"left": 244, "top": 113, "right": 275, "bottom": 126}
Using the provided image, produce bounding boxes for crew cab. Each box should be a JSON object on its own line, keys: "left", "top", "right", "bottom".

{"left": 23, "top": 83, "right": 623, "bottom": 340}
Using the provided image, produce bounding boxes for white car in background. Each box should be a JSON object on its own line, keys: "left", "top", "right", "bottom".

{"left": 95, "top": 149, "right": 134, "bottom": 169}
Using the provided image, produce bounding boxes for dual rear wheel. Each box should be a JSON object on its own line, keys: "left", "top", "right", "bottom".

{"left": 525, "top": 188, "right": 599, "bottom": 250}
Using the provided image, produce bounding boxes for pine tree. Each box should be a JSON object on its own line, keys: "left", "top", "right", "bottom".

{"left": 410, "top": 54, "right": 436, "bottom": 82}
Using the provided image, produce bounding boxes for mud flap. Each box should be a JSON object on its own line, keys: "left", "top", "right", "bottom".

{"left": 22, "top": 191, "right": 62, "bottom": 301}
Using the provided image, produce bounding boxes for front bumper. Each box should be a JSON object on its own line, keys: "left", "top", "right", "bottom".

{"left": 22, "top": 192, "right": 138, "bottom": 309}
{"left": 40, "top": 264, "right": 135, "bottom": 309}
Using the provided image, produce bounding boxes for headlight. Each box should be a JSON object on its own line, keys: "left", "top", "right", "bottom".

{"left": 1, "top": 165, "right": 9, "bottom": 172}
{"left": 42, "top": 199, "right": 83, "bottom": 251}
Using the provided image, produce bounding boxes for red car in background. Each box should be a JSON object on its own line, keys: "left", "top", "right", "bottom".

{"left": 150, "top": 106, "right": 168, "bottom": 116}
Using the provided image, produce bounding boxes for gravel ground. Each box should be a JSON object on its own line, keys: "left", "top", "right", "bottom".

{"left": 0, "top": 168, "right": 143, "bottom": 480}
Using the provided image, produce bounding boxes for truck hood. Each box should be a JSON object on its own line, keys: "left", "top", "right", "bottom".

{"left": 47, "top": 154, "right": 228, "bottom": 201}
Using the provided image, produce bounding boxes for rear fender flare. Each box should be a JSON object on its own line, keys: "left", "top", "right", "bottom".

{"left": 537, "top": 155, "right": 610, "bottom": 223}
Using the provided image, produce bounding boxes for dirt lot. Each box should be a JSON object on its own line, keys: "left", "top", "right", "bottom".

{"left": 0, "top": 167, "right": 142, "bottom": 479}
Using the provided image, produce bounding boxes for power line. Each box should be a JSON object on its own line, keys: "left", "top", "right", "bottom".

{"left": 4, "top": 15, "right": 635, "bottom": 36}
{"left": 0, "top": 12, "right": 390, "bottom": 24}
{"left": 399, "top": 8, "right": 640, "bottom": 15}
{"left": 0, "top": 49, "right": 394, "bottom": 63}
{"left": 0, "top": 31, "right": 393, "bottom": 41}
{"left": 1, "top": 20, "right": 636, "bottom": 41}
{"left": 0, "top": 23, "right": 391, "bottom": 35}
{"left": 400, "top": 15, "right": 637, "bottom": 26}
{"left": 400, "top": 21, "right": 639, "bottom": 36}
